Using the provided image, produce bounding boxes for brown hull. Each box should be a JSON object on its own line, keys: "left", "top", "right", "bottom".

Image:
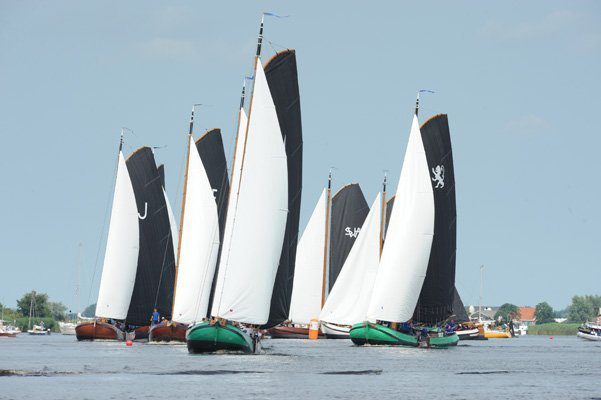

{"left": 268, "top": 325, "right": 323, "bottom": 339}
{"left": 75, "top": 322, "right": 123, "bottom": 341}
{"left": 149, "top": 323, "right": 187, "bottom": 342}
{"left": 133, "top": 325, "right": 150, "bottom": 341}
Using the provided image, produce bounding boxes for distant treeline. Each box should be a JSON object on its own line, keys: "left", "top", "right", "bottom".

{"left": 0, "top": 291, "right": 71, "bottom": 332}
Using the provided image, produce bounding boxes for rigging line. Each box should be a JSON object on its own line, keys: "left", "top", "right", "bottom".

{"left": 153, "top": 226, "right": 172, "bottom": 311}
{"left": 86, "top": 143, "right": 120, "bottom": 310}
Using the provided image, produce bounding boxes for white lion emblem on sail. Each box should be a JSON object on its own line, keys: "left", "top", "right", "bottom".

{"left": 431, "top": 165, "right": 445, "bottom": 188}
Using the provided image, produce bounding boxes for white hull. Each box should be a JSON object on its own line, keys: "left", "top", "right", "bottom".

{"left": 58, "top": 322, "right": 77, "bottom": 335}
{"left": 456, "top": 328, "right": 479, "bottom": 339}
{"left": 320, "top": 322, "right": 350, "bottom": 339}
{"left": 577, "top": 331, "right": 601, "bottom": 341}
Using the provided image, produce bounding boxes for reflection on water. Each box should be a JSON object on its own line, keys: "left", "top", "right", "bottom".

{"left": 0, "top": 334, "right": 600, "bottom": 399}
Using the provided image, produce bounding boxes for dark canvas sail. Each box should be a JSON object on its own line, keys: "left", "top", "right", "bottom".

{"left": 195, "top": 128, "right": 230, "bottom": 317}
{"left": 452, "top": 287, "right": 469, "bottom": 322}
{"left": 413, "top": 114, "right": 457, "bottom": 324}
{"left": 262, "top": 50, "right": 303, "bottom": 328}
{"left": 157, "top": 164, "right": 165, "bottom": 188}
{"left": 384, "top": 195, "right": 395, "bottom": 237}
{"left": 125, "top": 147, "right": 176, "bottom": 326}
{"left": 329, "top": 183, "right": 368, "bottom": 292}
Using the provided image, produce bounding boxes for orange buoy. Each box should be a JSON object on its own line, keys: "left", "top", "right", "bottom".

{"left": 126, "top": 340, "right": 133, "bottom": 346}
{"left": 308, "top": 319, "right": 320, "bottom": 340}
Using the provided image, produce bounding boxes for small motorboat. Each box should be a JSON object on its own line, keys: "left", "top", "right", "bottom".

{"left": 28, "top": 324, "right": 51, "bottom": 335}
{"left": 577, "top": 323, "right": 601, "bottom": 341}
{"left": 320, "top": 321, "right": 351, "bottom": 339}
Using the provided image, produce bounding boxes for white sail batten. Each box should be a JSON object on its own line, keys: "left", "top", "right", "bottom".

{"left": 95, "top": 152, "right": 140, "bottom": 320}
{"left": 366, "top": 115, "right": 434, "bottom": 323}
{"left": 163, "top": 187, "right": 179, "bottom": 264}
{"left": 288, "top": 189, "right": 327, "bottom": 325}
{"left": 171, "top": 135, "right": 221, "bottom": 324}
{"left": 320, "top": 193, "right": 382, "bottom": 326}
{"left": 211, "top": 58, "right": 288, "bottom": 325}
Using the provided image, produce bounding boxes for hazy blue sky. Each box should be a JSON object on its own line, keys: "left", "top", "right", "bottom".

{"left": 1, "top": 1, "right": 600, "bottom": 312}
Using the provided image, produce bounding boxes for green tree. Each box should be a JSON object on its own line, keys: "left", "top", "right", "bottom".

{"left": 535, "top": 302, "right": 555, "bottom": 324}
{"left": 569, "top": 295, "right": 596, "bottom": 323}
{"left": 82, "top": 303, "right": 96, "bottom": 318}
{"left": 16, "top": 291, "right": 50, "bottom": 318}
{"left": 494, "top": 303, "right": 520, "bottom": 322}
{"left": 48, "top": 302, "right": 68, "bottom": 321}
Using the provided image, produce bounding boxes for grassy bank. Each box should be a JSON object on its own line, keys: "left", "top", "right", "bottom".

{"left": 527, "top": 323, "right": 580, "bottom": 336}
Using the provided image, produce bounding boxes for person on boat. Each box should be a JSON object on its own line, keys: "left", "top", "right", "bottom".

{"left": 508, "top": 320, "right": 515, "bottom": 337}
{"left": 400, "top": 321, "right": 412, "bottom": 333}
{"left": 150, "top": 309, "right": 160, "bottom": 326}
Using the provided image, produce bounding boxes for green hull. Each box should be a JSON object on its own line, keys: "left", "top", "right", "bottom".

{"left": 186, "top": 322, "right": 254, "bottom": 354}
{"left": 428, "top": 332, "right": 459, "bottom": 347}
{"left": 350, "top": 322, "right": 418, "bottom": 347}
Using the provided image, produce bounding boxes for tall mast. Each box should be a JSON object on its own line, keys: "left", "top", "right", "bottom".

{"left": 214, "top": 16, "right": 264, "bottom": 322}
{"left": 172, "top": 105, "right": 197, "bottom": 315}
{"left": 379, "top": 172, "right": 387, "bottom": 255}
{"left": 479, "top": 265, "right": 484, "bottom": 322}
{"left": 415, "top": 91, "right": 420, "bottom": 116}
{"left": 320, "top": 171, "right": 332, "bottom": 307}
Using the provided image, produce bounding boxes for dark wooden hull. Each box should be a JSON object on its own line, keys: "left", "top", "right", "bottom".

{"left": 149, "top": 323, "right": 187, "bottom": 342}
{"left": 268, "top": 325, "right": 323, "bottom": 339}
{"left": 133, "top": 326, "right": 150, "bottom": 341}
{"left": 75, "top": 322, "right": 122, "bottom": 341}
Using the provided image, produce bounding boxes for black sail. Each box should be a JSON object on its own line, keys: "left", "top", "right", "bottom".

{"left": 384, "top": 195, "right": 395, "bottom": 237}
{"left": 157, "top": 164, "right": 165, "bottom": 188}
{"left": 125, "top": 147, "right": 176, "bottom": 326}
{"left": 195, "top": 128, "right": 230, "bottom": 317}
{"left": 329, "top": 183, "right": 369, "bottom": 291}
{"left": 452, "top": 287, "right": 469, "bottom": 322}
{"left": 262, "top": 50, "right": 303, "bottom": 328}
{"left": 413, "top": 114, "right": 457, "bottom": 324}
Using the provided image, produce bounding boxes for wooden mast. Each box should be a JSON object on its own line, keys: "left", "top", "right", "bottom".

{"left": 171, "top": 106, "right": 196, "bottom": 318}
{"left": 380, "top": 173, "right": 387, "bottom": 255}
{"left": 320, "top": 171, "right": 332, "bottom": 307}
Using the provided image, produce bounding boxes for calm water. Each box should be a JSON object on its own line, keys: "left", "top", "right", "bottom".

{"left": 1, "top": 334, "right": 600, "bottom": 399}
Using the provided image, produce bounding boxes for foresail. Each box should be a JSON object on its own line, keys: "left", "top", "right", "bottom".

{"left": 288, "top": 189, "right": 327, "bottom": 325}
{"left": 366, "top": 115, "right": 434, "bottom": 323}
{"left": 320, "top": 193, "right": 381, "bottom": 326}
{"left": 171, "top": 135, "right": 220, "bottom": 324}
{"left": 211, "top": 58, "right": 288, "bottom": 325}
{"left": 95, "top": 152, "right": 140, "bottom": 320}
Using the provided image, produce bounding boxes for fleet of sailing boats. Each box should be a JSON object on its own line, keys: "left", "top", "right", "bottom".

{"left": 74, "top": 14, "right": 464, "bottom": 353}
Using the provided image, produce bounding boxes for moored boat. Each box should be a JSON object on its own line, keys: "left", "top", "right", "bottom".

{"left": 576, "top": 323, "right": 601, "bottom": 341}
{"left": 484, "top": 328, "right": 512, "bottom": 339}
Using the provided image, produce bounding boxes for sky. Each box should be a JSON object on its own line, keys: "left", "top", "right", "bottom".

{"left": 0, "top": 1, "right": 600, "bottom": 312}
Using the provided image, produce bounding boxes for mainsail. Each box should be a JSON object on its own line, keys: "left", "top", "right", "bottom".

{"left": 262, "top": 49, "right": 303, "bottom": 328}
{"left": 210, "top": 57, "right": 288, "bottom": 325}
{"left": 320, "top": 193, "right": 382, "bottom": 326}
{"left": 452, "top": 287, "right": 469, "bottom": 322}
{"left": 328, "top": 184, "right": 369, "bottom": 292}
{"left": 288, "top": 189, "right": 328, "bottom": 325}
{"left": 366, "top": 114, "right": 434, "bottom": 323}
{"left": 195, "top": 128, "right": 230, "bottom": 317}
{"left": 171, "top": 135, "right": 220, "bottom": 324}
{"left": 125, "top": 147, "right": 176, "bottom": 326}
{"left": 412, "top": 114, "right": 457, "bottom": 324}
{"left": 95, "top": 148, "right": 140, "bottom": 320}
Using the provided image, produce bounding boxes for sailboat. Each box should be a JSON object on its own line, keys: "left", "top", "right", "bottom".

{"left": 350, "top": 97, "right": 459, "bottom": 348}
{"left": 319, "top": 185, "right": 385, "bottom": 338}
{"left": 268, "top": 179, "right": 370, "bottom": 338}
{"left": 185, "top": 16, "right": 290, "bottom": 354}
{"left": 76, "top": 134, "right": 177, "bottom": 341}
{"left": 149, "top": 109, "right": 230, "bottom": 343}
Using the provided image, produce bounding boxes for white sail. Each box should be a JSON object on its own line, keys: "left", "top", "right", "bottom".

{"left": 171, "top": 135, "right": 221, "bottom": 324}
{"left": 95, "top": 151, "right": 140, "bottom": 320}
{"left": 163, "top": 187, "right": 178, "bottom": 264}
{"left": 366, "top": 115, "right": 434, "bottom": 322}
{"left": 211, "top": 58, "right": 288, "bottom": 325}
{"left": 288, "top": 189, "right": 327, "bottom": 325}
{"left": 320, "top": 193, "right": 381, "bottom": 326}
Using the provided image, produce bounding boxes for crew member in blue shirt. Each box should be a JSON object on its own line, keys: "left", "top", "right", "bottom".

{"left": 151, "top": 308, "right": 160, "bottom": 326}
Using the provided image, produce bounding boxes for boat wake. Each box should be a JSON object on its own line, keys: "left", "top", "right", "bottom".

{"left": 156, "top": 370, "right": 266, "bottom": 376}
{"left": 321, "top": 369, "right": 383, "bottom": 375}
{"left": 456, "top": 370, "right": 511, "bottom": 375}
{"left": 0, "top": 369, "right": 82, "bottom": 377}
